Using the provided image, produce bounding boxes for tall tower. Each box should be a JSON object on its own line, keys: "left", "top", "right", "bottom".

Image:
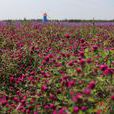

{"left": 43, "top": 13, "right": 48, "bottom": 22}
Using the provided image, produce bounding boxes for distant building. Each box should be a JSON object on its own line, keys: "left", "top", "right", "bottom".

{"left": 43, "top": 13, "right": 48, "bottom": 22}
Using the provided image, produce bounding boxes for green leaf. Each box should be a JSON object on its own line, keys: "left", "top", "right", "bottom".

{"left": 57, "top": 94, "right": 64, "bottom": 101}
{"left": 97, "top": 77, "right": 104, "bottom": 82}
{"left": 67, "top": 69, "right": 75, "bottom": 74}
{"left": 79, "top": 110, "right": 84, "bottom": 114}
{"left": 85, "top": 48, "right": 89, "bottom": 53}
{"left": 89, "top": 97, "right": 95, "bottom": 102}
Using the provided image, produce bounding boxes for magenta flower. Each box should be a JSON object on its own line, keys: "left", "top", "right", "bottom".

{"left": 65, "top": 33, "right": 70, "bottom": 38}
{"left": 76, "top": 68, "right": 82, "bottom": 73}
{"left": 44, "top": 105, "right": 50, "bottom": 109}
{"left": 59, "top": 108, "right": 67, "bottom": 114}
{"left": 68, "top": 60, "right": 74, "bottom": 66}
{"left": 111, "top": 95, "right": 114, "bottom": 101}
{"left": 83, "top": 88, "right": 91, "bottom": 95}
{"left": 13, "top": 97, "right": 19, "bottom": 102}
{"left": 80, "top": 38, "right": 85, "bottom": 43}
{"left": 49, "top": 103, "right": 56, "bottom": 109}
{"left": 0, "top": 96, "right": 7, "bottom": 105}
{"left": 41, "top": 85, "right": 48, "bottom": 91}
{"left": 100, "top": 64, "right": 108, "bottom": 71}
{"left": 87, "top": 80, "right": 96, "bottom": 89}
{"left": 34, "top": 112, "right": 38, "bottom": 114}
{"left": 30, "top": 71, "right": 35, "bottom": 75}
{"left": 66, "top": 80, "right": 75, "bottom": 88}
{"left": 86, "top": 58, "right": 92, "bottom": 64}
{"left": 72, "top": 93, "right": 83, "bottom": 102}
{"left": 79, "top": 59, "right": 85, "bottom": 65}
{"left": 81, "top": 106, "right": 88, "bottom": 111}
{"left": 76, "top": 93, "right": 83, "bottom": 99}
{"left": 10, "top": 76, "right": 15, "bottom": 83}
{"left": 73, "top": 106, "right": 79, "bottom": 113}
{"left": 50, "top": 94, "right": 56, "bottom": 100}
{"left": 53, "top": 110, "right": 57, "bottom": 114}
{"left": 93, "top": 45, "right": 98, "bottom": 51}
{"left": 103, "top": 68, "right": 113, "bottom": 75}
{"left": 79, "top": 51, "right": 84, "bottom": 57}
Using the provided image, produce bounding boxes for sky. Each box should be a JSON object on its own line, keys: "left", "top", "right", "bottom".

{"left": 0, "top": 0, "right": 114, "bottom": 20}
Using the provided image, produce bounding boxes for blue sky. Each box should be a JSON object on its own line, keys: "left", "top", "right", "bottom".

{"left": 0, "top": 0, "right": 114, "bottom": 20}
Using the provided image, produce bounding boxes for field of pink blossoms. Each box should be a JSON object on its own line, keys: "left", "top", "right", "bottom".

{"left": 0, "top": 21, "right": 114, "bottom": 114}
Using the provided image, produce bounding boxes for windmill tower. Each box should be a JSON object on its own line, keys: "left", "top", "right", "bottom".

{"left": 43, "top": 12, "right": 48, "bottom": 22}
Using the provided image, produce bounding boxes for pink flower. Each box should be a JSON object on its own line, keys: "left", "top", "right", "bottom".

{"left": 103, "top": 68, "right": 113, "bottom": 75}
{"left": 100, "top": 64, "right": 108, "bottom": 71}
{"left": 48, "top": 54, "right": 53, "bottom": 58}
{"left": 34, "top": 112, "right": 38, "bottom": 114}
{"left": 28, "top": 75, "right": 33, "bottom": 80}
{"left": 81, "top": 106, "right": 88, "bottom": 111}
{"left": 73, "top": 106, "right": 79, "bottom": 113}
{"left": 53, "top": 110, "right": 57, "bottom": 114}
{"left": 86, "top": 58, "right": 92, "bottom": 64}
{"left": 26, "top": 109, "right": 30, "bottom": 113}
{"left": 93, "top": 45, "right": 98, "bottom": 51}
{"left": 50, "top": 94, "right": 56, "bottom": 100}
{"left": 41, "top": 85, "right": 48, "bottom": 91}
{"left": 59, "top": 108, "right": 67, "bottom": 114}
{"left": 10, "top": 76, "right": 14, "bottom": 83}
{"left": 88, "top": 81, "right": 96, "bottom": 89}
{"left": 43, "top": 72, "right": 50, "bottom": 78}
{"left": 80, "top": 38, "right": 85, "bottom": 43}
{"left": 0, "top": 96, "right": 7, "bottom": 105}
{"left": 79, "top": 51, "right": 84, "bottom": 57}
{"left": 72, "top": 93, "right": 83, "bottom": 102}
{"left": 76, "top": 93, "right": 83, "bottom": 99}
{"left": 65, "top": 33, "right": 70, "bottom": 38}
{"left": 68, "top": 60, "right": 74, "bottom": 66}
{"left": 13, "top": 97, "right": 19, "bottom": 102}
{"left": 83, "top": 88, "right": 91, "bottom": 95}
{"left": 76, "top": 68, "right": 82, "bottom": 73}
{"left": 79, "top": 59, "right": 85, "bottom": 65}
{"left": 66, "top": 80, "right": 75, "bottom": 88}
{"left": 49, "top": 103, "right": 56, "bottom": 109}
{"left": 44, "top": 105, "right": 49, "bottom": 109}
{"left": 30, "top": 71, "right": 35, "bottom": 75}
{"left": 111, "top": 95, "right": 114, "bottom": 100}
{"left": 44, "top": 56, "right": 49, "bottom": 62}
{"left": 55, "top": 62, "right": 62, "bottom": 67}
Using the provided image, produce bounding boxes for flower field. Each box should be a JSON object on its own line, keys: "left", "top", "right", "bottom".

{"left": 0, "top": 21, "right": 114, "bottom": 114}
